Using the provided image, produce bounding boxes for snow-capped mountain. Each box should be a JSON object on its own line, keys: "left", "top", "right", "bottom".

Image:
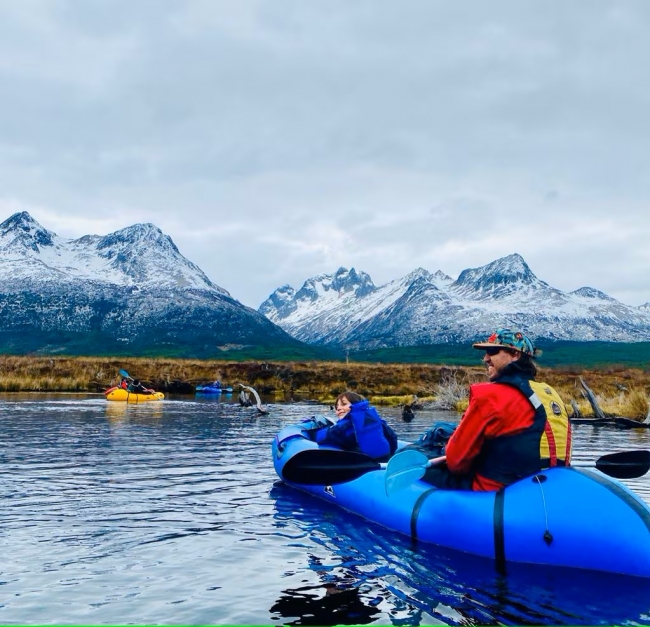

{"left": 0, "top": 212, "right": 302, "bottom": 355}
{"left": 259, "top": 254, "right": 650, "bottom": 348}
{"left": 259, "top": 267, "right": 377, "bottom": 336}
{"left": 0, "top": 212, "right": 225, "bottom": 291}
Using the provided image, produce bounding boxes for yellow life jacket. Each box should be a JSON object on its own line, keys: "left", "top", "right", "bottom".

{"left": 475, "top": 375, "right": 572, "bottom": 485}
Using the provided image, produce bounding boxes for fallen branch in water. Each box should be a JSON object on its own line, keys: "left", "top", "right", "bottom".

{"left": 579, "top": 377, "right": 608, "bottom": 420}
{"left": 238, "top": 384, "right": 269, "bottom": 414}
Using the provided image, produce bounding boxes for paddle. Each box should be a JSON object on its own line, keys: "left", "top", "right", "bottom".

{"left": 384, "top": 450, "right": 446, "bottom": 496}
{"left": 282, "top": 449, "right": 382, "bottom": 484}
{"left": 281, "top": 449, "right": 442, "bottom": 485}
{"left": 384, "top": 449, "right": 650, "bottom": 495}
{"left": 119, "top": 369, "right": 131, "bottom": 379}
{"left": 578, "top": 449, "right": 650, "bottom": 479}
{"left": 196, "top": 384, "right": 218, "bottom": 391}
{"left": 196, "top": 384, "right": 232, "bottom": 392}
{"left": 280, "top": 448, "right": 650, "bottom": 488}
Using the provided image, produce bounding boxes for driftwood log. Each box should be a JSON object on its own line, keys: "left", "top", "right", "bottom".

{"left": 239, "top": 389, "right": 253, "bottom": 407}
{"left": 239, "top": 384, "right": 269, "bottom": 415}
{"left": 579, "top": 377, "right": 608, "bottom": 420}
{"left": 570, "top": 399, "right": 582, "bottom": 418}
{"left": 571, "top": 377, "right": 650, "bottom": 429}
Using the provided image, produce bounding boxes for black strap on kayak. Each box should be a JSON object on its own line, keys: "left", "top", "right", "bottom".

{"left": 572, "top": 467, "right": 650, "bottom": 533}
{"left": 410, "top": 487, "right": 438, "bottom": 541}
{"left": 493, "top": 488, "right": 506, "bottom": 575}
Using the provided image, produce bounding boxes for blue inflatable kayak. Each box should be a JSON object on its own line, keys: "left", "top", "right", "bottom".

{"left": 272, "top": 423, "right": 650, "bottom": 578}
{"left": 195, "top": 385, "right": 233, "bottom": 394}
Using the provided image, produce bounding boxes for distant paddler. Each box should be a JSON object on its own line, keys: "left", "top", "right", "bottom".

{"left": 105, "top": 369, "right": 164, "bottom": 402}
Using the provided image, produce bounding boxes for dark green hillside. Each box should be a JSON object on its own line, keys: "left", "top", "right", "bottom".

{"left": 0, "top": 284, "right": 337, "bottom": 361}
{"left": 0, "top": 328, "right": 336, "bottom": 361}
{"left": 1, "top": 307, "right": 648, "bottom": 367}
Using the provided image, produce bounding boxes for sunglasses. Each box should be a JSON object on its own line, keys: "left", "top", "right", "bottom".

{"left": 484, "top": 347, "right": 504, "bottom": 356}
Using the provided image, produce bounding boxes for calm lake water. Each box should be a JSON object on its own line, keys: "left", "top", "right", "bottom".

{"left": 2, "top": 393, "right": 650, "bottom": 626}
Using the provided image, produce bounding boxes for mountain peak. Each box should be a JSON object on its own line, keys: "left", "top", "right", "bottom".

{"left": 0, "top": 211, "right": 57, "bottom": 253}
{"left": 433, "top": 269, "right": 453, "bottom": 281}
{"left": 405, "top": 267, "right": 434, "bottom": 282}
{"left": 259, "top": 284, "right": 297, "bottom": 319}
{"left": 330, "top": 267, "right": 375, "bottom": 296}
{"left": 431, "top": 269, "right": 454, "bottom": 288}
{"left": 95, "top": 223, "right": 175, "bottom": 251}
{"left": 473, "top": 253, "right": 534, "bottom": 280}
{"left": 571, "top": 287, "right": 614, "bottom": 301}
{"left": 497, "top": 252, "right": 528, "bottom": 271}
{"left": 258, "top": 267, "right": 376, "bottom": 324}
{"left": 452, "top": 253, "right": 545, "bottom": 299}
{"left": 295, "top": 267, "right": 375, "bottom": 301}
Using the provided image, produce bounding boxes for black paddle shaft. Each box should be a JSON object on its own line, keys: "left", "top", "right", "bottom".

{"left": 280, "top": 447, "right": 650, "bottom": 485}
{"left": 282, "top": 449, "right": 382, "bottom": 485}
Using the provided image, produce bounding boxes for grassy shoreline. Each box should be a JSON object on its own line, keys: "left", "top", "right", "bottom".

{"left": 0, "top": 354, "right": 648, "bottom": 419}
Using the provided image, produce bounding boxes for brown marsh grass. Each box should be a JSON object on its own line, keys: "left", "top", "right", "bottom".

{"left": 0, "top": 355, "right": 648, "bottom": 419}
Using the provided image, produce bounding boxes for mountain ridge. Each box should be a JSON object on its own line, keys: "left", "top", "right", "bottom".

{"left": 4, "top": 210, "right": 650, "bottom": 358}
{"left": 259, "top": 253, "right": 650, "bottom": 348}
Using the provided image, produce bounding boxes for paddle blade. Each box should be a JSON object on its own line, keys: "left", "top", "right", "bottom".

{"left": 385, "top": 449, "right": 430, "bottom": 497}
{"left": 282, "top": 449, "right": 381, "bottom": 485}
{"left": 594, "top": 449, "right": 650, "bottom": 479}
{"left": 119, "top": 369, "right": 130, "bottom": 379}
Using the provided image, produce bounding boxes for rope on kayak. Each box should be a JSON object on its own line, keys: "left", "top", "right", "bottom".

{"left": 493, "top": 489, "right": 506, "bottom": 574}
{"left": 533, "top": 474, "right": 554, "bottom": 545}
{"left": 409, "top": 487, "right": 437, "bottom": 541}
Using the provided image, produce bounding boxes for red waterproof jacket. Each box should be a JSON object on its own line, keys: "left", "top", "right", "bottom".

{"left": 445, "top": 378, "right": 571, "bottom": 491}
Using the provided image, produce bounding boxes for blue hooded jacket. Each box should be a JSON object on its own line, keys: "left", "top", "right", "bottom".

{"left": 313, "top": 400, "right": 398, "bottom": 460}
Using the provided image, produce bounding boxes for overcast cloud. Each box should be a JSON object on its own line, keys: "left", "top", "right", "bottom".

{"left": 1, "top": 1, "right": 649, "bottom": 308}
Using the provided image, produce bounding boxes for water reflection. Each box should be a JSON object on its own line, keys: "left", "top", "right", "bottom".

{"left": 104, "top": 399, "right": 165, "bottom": 427}
{"left": 270, "top": 581, "right": 382, "bottom": 626}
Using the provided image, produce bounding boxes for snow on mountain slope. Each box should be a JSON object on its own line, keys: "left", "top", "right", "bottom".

{"left": 260, "top": 267, "right": 375, "bottom": 323}
{"left": 0, "top": 212, "right": 226, "bottom": 292}
{"left": 260, "top": 253, "right": 650, "bottom": 347}
{"left": 260, "top": 267, "right": 445, "bottom": 344}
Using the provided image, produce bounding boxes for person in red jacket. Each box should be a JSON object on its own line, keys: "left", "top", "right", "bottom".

{"left": 418, "top": 329, "right": 572, "bottom": 491}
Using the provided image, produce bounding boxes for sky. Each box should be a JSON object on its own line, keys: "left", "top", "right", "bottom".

{"left": 1, "top": 1, "right": 649, "bottom": 309}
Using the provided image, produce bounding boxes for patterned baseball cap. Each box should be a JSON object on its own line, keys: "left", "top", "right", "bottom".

{"left": 472, "top": 328, "right": 535, "bottom": 356}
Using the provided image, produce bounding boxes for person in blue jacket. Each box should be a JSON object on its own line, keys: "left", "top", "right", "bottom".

{"left": 310, "top": 391, "right": 398, "bottom": 461}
